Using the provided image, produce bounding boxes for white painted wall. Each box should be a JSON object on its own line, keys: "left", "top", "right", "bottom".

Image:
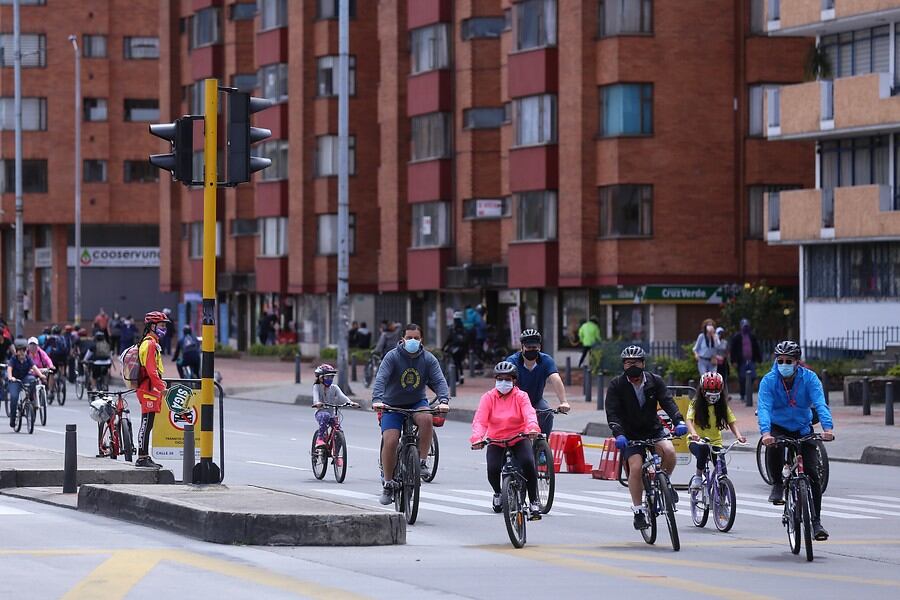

{"left": 651, "top": 304, "right": 678, "bottom": 342}
{"left": 803, "top": 299, "right": 900, "bottom": 343}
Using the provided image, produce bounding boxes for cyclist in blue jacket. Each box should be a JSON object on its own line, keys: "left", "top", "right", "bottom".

{"left": 758, "top": 340, "right": 834, "bottom": 541}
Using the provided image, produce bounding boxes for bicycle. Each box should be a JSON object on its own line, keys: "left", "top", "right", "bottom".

{"left": 757, "top": 435, "right": 829, "bottom": 493}
{"left": 363, "top": 352, "right": 381, "bottom": 388}
{"left": 377, "top": 399, "right": 442, "bottom": 484}
{"left": 688, "top": 437, "right": 745, "bottom": 532}
{"left": 532, "top": 408, "right": 562, "bottom": 514}
{"left": 627, "top": 436, "right": 680, "bottom": 551}
{"left": 89, "top": 389, "right": 136, "bottom": 462}
{"left": 375, "top": 404, "right": 442, "bottom": 525}
{"left": 773, "top": 433, "right": 830, "bottom": 562}
{"left": 35, "top": 368, "right": 52, "bottom": 427}
{"left": 74, "top": 359, "right": 88, "bottom": 400}
{"left": 474, "top": 433, "right": 542, "bottom": 549}
{"left": 310, "top": 401, "right": 359, "bottom": 483}
{"left": 49, "top": 362, "right": 67, "bottom": 406}
{"left": 13, "top": 379, "right": 39, "bottom": 434}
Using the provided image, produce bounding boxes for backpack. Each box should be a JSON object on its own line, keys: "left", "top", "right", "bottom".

{"left": 94, "top": 340, "right": 112, "bottom": 360}
{"left": 45, "top": 334, "right": 64, "bottom": 357}
{"left": 120, "top": 344, "right": 143, "bottom": 389}
{"left": 182, "top": 334, "right": 199, "bottom": 355}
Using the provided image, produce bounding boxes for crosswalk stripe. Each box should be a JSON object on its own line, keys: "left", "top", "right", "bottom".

{"left": 0, "top": 505, "right": 32, "bottom": 515}
{"left": 452, "top": 489, "right": 625, "bottom": 516}
{"left": 314, "top": 488, "right": 489, "bottom": 516}
{"left": 851, "top": 494, "right": 900, "bottom": 503}
{"left": 841, "top": 496, "right": 900, "bottom": 509}
{"left": 737, "top": 493, "right": 877, "bottom": 519}
{"left": 819, "top": 500, "right": 900, "bottom": 517}
{"left": 446, "top": 489, "right": 578, "bottom": 516}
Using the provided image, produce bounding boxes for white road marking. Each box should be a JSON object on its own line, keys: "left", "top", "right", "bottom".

{"left": 317, "top": 488, "right": 489, "bottom": 516}
{"left": 35, "top": 428, "right": 66, "bottom": 435}
{"left": 246, "top": 460, "right": 310, "bottom": 471}
{"left": 0, "top": 504, "right": 32, "bottom": 515}
{"left": 737, "top": 493, "right": 877, "bottom": 519}
{"left": 450, "top": 489, "right": 575, "bottom": 516}
{"left": 225, "top": 429, "right": 266, "bottom": 437}
{"left": 348, "top": 445, "right": 378, "bottom": 452}
{"left": 852, "top": 494, "right": 900, "bottom": 503}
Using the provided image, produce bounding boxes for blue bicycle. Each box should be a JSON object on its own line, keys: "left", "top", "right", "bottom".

{"left": 688, "top": 438, "right": 744, "bottom": 532}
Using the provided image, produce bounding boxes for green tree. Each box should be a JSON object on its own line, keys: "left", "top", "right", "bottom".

{"left": 720, "top": 282, "right": 793, "bottom": 341}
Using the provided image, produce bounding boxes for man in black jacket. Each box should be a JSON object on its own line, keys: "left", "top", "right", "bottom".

{"left": 729, "top": 318, "right": 763, "bottom": 402}
{"left": 606, "top": 345, "right": 687, "bottom": 531}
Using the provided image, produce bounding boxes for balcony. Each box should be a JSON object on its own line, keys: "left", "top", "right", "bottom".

{"left": 444, "top": 264, "right": 507, "bottom": 289}
{"left": 834, "top": 185, "right": 900, "bottom": 239}
{"left": 768, "top": 0, "right": 900, "bottom": 35}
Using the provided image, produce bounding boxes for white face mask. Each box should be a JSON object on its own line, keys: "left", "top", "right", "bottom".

{"left": 495, "top": 380, "right": 514, "bottom": 395}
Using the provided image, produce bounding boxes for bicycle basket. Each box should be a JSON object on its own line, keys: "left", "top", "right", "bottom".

{"left": 89, "top": 398, "right": 114, "bottom": 423}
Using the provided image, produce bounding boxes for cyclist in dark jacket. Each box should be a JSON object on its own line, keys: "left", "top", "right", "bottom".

{"left": 173, "top": 325, "right": 201, "bottom": 379}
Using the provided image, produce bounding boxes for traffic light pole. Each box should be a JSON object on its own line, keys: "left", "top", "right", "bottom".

{"left": 336, "top": 0, "right": 351, "bottom": 392}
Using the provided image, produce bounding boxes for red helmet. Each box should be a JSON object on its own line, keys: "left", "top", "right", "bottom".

{"left": 144, "top": 311, "right": 171, "bottom": 325}
{"left": 700, "top": 372, "right": 724, "bottom": 397}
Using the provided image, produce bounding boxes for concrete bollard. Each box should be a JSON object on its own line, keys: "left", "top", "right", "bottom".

{"left": 63, "top": 424, "right": 77, "bottom": 494}
{"left": 565, "top": 357, "right": 572, "bottom": 386}
{"left": 448, "top": 362, "right": 457, "bottom": 398}
{"left": 886, "top": 382, "right": 895, "bottom": 426}
{"left": 183, "top": 423, "right": 195, "bottom": 485}
{"left": 596, "top": 373, "right": 605, "bottom": 410}
{"left": 351, "top": 354, "right": 358, "bottom": 382}
{"left": 862, "top": 378, "right": 871, "bottom": 416}
{"left": 469, "top": 350, "right": 476, "bottom": 378}
{"left": 584, "top": 368, "right": 592, "bottom": 404}
{"left": 294, "top": 352, "right": 302, "bottom": 384}
{"left": 744, "top": 370, "right": 754, "bottom": 407}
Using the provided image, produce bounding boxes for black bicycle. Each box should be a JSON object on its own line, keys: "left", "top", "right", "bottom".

{"left": 364, "top": 352, "right": 381, "bottom": 388}
{"left": 13, "top": 379, "right": 38, "bottom": 435}
{"left": 757, "top": 435, "right": 829, "bottom": 493}
{"left": 773, "top": 434, "right": 831, "bottom": 562}
{"left": 51, "top": 364, "right": 67, "bottom": 406}
{"left": 627, "top": 436, "right": 680, "bottom": 551}
{"left": 533, "top": 408, "right": 562, "bottom": 514}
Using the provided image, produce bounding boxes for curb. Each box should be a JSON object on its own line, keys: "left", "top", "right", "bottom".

{"left": 860, "top": 446, "right": 900, "bottom": 467}
{"left": 0, "top": 467, "right": 174, "bottom": 489}
{"left": 0, "top": 488, "right": 78, "bottom": 510}
{"left": 77, "top": 484, "right": 406, "bottom": 546}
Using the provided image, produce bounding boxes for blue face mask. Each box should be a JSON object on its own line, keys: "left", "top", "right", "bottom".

{"left": 777, "top": 363, "right": 795, "bottom": 378}
{"left": 156, "top": 326, "right": 167, "bottom": 339}
{"left": 403, "top": 338, "right": 421, "bottom": 354}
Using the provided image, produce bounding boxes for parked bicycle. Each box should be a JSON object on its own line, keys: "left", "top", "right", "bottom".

{"left": 363, "top": 352, "right": 382, "bottom": 388}
{"left": 532, "top": 408, "right": 562, "bottom": 513}
{"left": 89, "top": 389, "right": 136, "bottom": 462}
{"left": 13, "top": 379, "right": 38, "bottom": 434}
{"left": 627, "top": 435, "right": 680, "bottom": 551}
{"left": 310, "top": 400, "right": 360, "bottom": 483}
{"left": 774, "top": 433, "right": 830, "bottom": 562}
{"left": 757, "top": 435, "right": 829, "bottom": 493}
{"left": 689, "top": 438, "right": 745, "bottom": 532}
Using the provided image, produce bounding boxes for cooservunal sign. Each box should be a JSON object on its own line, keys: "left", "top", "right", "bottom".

{"left": 67, "top": 247, "right": 160, "bottom": 268}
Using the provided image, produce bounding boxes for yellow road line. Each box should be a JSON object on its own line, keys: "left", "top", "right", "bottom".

{"left": 0, "top": 549, "right": 112, "bottom": 556}
{"left": 61, "top": 550, "right": 161, "bottom": 600}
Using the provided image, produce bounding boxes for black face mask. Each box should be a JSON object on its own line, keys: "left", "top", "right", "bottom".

{"left": 523, "top": 350, "right": 539, "bottom": 361}
{"left": 625, "top": 365, "right": 643, "bottom": 379}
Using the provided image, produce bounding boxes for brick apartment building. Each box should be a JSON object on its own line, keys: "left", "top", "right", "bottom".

{"left": 158, "top": 0, "right": 813, "bottom": 355}
{"left": 0, "top": 0, "right": 175, "bottom": 326}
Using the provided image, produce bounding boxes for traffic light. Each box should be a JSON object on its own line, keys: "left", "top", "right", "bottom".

{"left": 227, "top": 92, "right": 275, "bottom": 185}
{"left": 148, "top": 118, "right": 193, "bottom": 184}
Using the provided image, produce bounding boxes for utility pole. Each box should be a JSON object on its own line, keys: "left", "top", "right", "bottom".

{"left": 336, "top": 0, "right": 351, "bottom": 392}
{"left": 13, "top": 0, "right": 24, "bottom": 337}
{"left": 68, "top": 35, "right": 82, "bottom": 326}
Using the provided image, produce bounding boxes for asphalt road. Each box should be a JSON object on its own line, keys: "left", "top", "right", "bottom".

{"left": 2, "top": 388, "right": 900, "bottom": 599}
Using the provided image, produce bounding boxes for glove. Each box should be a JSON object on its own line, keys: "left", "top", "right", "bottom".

{"left": 674, "top": 422, "right": 688, "bottom": 437}
{"left": 615, "top": 435, "right": 628, "bottom": 450}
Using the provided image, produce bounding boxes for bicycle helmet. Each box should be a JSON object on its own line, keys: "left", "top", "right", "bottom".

{"left": 620, "top": 345, "right": 647, "bottom": 360}
{"left": 144, "top": 310, "right": 171, "bottom": 325}
{"left": 315, "top": 363, "right": 337, "bottom": 377}
{"left": 94, "top": 330, "right": 106, "bottom": 340}
{"left": 51, "top": 325, "right": 61, "bottom": 334}
{"left": 774, "top": 340, "right": 801, "bottom": 358}
{"left": 520, "top": 329, "right": 542, "bottom": 345}
{"left": 493, "top": 360, "right": 518, "bottom": 379}
{"left": 183, "top": 325, "right": 192, "bottom": 334}
{"left": 13, "top": 339, "right": 27, "bottom": 351}
{"left": 700, "top": 372, "right": 724, "bottom": 403}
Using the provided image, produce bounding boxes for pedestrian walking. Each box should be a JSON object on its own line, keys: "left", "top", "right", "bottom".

{"left": 160, "top": 308, "right": 174, "bottom": 355}
{"left": 577, "top": 315, "right": 602, "bottom": 367}
{"left": 729, "top": 318, "right": 762, "bottom": 402}
{"left": 92, "top": 307, "right": 110, "bottom": 335}
{"left": 356, "top": 322, "right": 371, "bottom": 349}
{"left": 109, "top": 312, "right": 123, "bottom": 355}
{"left": 693, "top": 319, "right": 719, "bottom": 376}
{"left": 119, "top": 315, "right": 138, "bottom": 350}
{"left": 348, "top": 321, "right": 360, "bottom": 349}
{"left": 714, "top": 326, "right": 731, "bottom": 395}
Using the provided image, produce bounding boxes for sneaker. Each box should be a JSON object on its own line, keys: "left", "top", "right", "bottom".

{"left": 491, "top": 493, "right": 503, "bottom": 513}
{"left": 419, "top": 459, "right": 431, "bottom": 480}
{"left": 528, "top": 502, "right": 542, "bottom": 520}
{"left": 633, "top": 511, "right": 650, "bottom": 530}
{"left": 537, "top": 452, "right": 547, "bottom": 466}
{"left": 769, "top": 484, "right": 785, "bottom": 505}
{"left": 812, "top": 519, "right": 829, "bottom": 541}
{"left": 135, "top": 456, "right": 161, "bottom": 469}
{"left": 459, "top": 377, "right": 465, "bottom": 385}
{"left": 379, "top": 482, "right": 397, "bottom": 505}
{"left": 689, "top": 475, "right": 703, "bottom": 491}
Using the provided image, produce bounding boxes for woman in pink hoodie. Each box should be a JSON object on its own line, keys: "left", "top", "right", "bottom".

{"left": 471, "top": 361, "right": 541, "bottom": 513}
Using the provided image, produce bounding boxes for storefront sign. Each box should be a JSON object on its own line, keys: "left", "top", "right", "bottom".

{"left": 507, "top": 305, "right": 521, "bottom": 348}
{"left": 598, "top": 285, "right": 727, "bottom": 305}
{"left": 67, "top": 247, "right": 160, "bottom": 268}
{"left": 34, "top": 247, "right": 52, "bottom": 268}
{"left": 498, "top": 289, "right": 520, "bottom": 305}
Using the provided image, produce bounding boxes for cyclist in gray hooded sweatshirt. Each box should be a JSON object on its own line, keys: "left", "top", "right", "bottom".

{"left": 372, "top": 323, "right": 450, "bottom": 505}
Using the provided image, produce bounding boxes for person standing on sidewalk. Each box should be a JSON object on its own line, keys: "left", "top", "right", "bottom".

{"left": 693, "top": 319, "right": 719, "bottom": 376}
{"left": 577, "top": 315, "right": 602, "bottom": 368}
{"left": 135, "top": 311, "right": 170, "bottom": 469}
{"left": 729, "top": 318, "right": 762, "bottom": 403}
{"left": 505, "top": 329, "right": 570, "bottom": 436}
{"left": 109, "top": 312, "right": 123, "bottom": 356}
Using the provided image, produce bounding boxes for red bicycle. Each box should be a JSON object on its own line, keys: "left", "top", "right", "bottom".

{"left": 310, "top": 401, "right": 359, "bottom": 483}
{"left": 89, "top": 389, "right": 136, "bottom": 462}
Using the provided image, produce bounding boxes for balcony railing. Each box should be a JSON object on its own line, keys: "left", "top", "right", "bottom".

{"left": 820, "top": 79, "right": 834, "bottom": 124}
{"left": 822, "top": 187, "right": 835, "bottom": 228}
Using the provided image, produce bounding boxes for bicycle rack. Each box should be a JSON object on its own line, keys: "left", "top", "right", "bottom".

{"left": 163, "top": 378, "right": 226, "bottom": 483}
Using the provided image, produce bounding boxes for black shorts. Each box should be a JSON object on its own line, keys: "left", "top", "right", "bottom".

{"left": 621, "top": 427, "right": 666, "bottom": 462}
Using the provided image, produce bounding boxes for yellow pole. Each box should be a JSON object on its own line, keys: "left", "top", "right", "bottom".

{"left": 198, "top": 78, "right": 219, "bottom": 483}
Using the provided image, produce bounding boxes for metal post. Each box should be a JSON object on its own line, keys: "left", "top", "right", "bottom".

{"left": 68, "top": 34, "right": 82, "bottom": 325}
{"left": 564, "top": 357, "right": 572, "bottom": 386}
{"left": 469, "top": 350, "right": 476, "bottom": 378}
{"left": 584, "top": 367, "right": 592, "bottom": 403}
{"left": 63, "top": 424, "right": 77, "bottom": 493}
{"left": 294, "top": 352, "right": 301, "bottom": 384}
{"left": 335, "top": 0, "right": 351, "bottom": 393}
{"left": 862, "top": 377, "right": 871, "bottom": 416}
{"left": 13, "top": 0, "right": 24, "bottom": 336}
{"left": 351, "top": 353, "right": 358, "bottom": 382}
{"left": 448, "top": 361, "right": 457, "bottom": 397}
{"left": 667, "top": 372, "right": 674, "bottom": 386}
{"left": 744, "top": 370, "right": 753, "bottom": 407}
{"left": 183, "top": 423, "right": 195, "bottom": 484}
{"left": 822, "top": 369, "right": 830, "bottom": 406}
{"left": 596, "top": 373, "right": 605, "bottom": 410}
{"left": 886, "top": 382, "right": 895, "bottom": 426}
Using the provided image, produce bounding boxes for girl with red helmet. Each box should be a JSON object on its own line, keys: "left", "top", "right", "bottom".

{"left": 135, "top": 311, "right": 170, "bottom": 468}
{"left": 312, "top": 363, "right": 358, "bottom": 447}
{"left": 686, "top": 372, "right": 747, "bottom": 490}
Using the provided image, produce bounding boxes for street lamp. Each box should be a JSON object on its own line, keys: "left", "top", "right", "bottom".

{"left": 68, "top": 34, "right": 82, "bottom": 326}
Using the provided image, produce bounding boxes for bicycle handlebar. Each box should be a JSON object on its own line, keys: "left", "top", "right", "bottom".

{"left": 536, "top": 407, "right": 565, "bottom": 415}
{"left": 772, "top": 433, "right": 830, "bottom": 446}
{"left": 314, "top": 401, "right": 359, "bottom": 409}
{"left": 375, "top": 405, "right": 442, "bottom": 415}
{"left": 627, "top": 435, "right": 673, "bottom": 448}
{"left": 692, "top": 437, "right": 747, "bottom": 453}
{"left": 87, "top": 388, "right": 136, "bottom": 398}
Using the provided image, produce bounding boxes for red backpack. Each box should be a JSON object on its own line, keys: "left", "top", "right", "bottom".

{"left": 120, "top": 343, "right": 143, "bottom": 388}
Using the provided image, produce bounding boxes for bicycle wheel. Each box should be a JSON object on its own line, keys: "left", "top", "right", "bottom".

{"left": 38, "top": 387, "right": 47, "bottom": 426}
{"left": 402, "top": 445, "right": 421, "bottom": 525}
{"left": 47, "top": 382, "right": 54, "bottom": 406}
{"left": 57, "top": 376, "right": 67, "bottom": 406}
{"left": 26, "top": 402, "right": 35, "bottom": 434}
{"left": 756, "top": 438, "right": 773, "bottom": 485}
{"left": 640, "top": 475, "right": 658, "bottom": 545}
{"left": 364, "top": 361, "right": 374, "bottom": 388}
{"left": 533, "top": 437, "right": 555, "bottom": 513}
{"left": 14, "top": 396, "right": 22, "bottom": 432}
{"left": 690, "top": 476, "right": 709, "bottom": 528}
{"left": 98, "top": 375, "right": 108, "bottom": 392}
{"left": 310, "top": 431, "right": 328, "bottom": 480}
{"left": 422, "top": 430, "right": 439, "bottom": 483}
{"left": 100, "top": 420, "right": 116, "bottom": 459}
{"left": 798, "top": 478, "right": 814, "bottom": 562}
{"left": 713, "top": 476, "right": 737, "bottom": 533}
{"left": 657, "top": 472, "right": 680, "bottom": 551}
{"left": 75, "top": 376, "right": 84, "bottom": 400}
{"left": 121, "top": 418, "right": 135, "bottom": 463}
{"left": 786, "top": 484, "right": 801, "bottom": 555}
{"left": 815, "top": 441, "right": 830, "bottom": 494}
{"left": 502, "top": 477, "right": 527, "bottom": 549}
{"left": 617, "top": 453, "right": 629, "bottom": 488}
{"left": 332, "top": 431, "right": 348, "bottom": 483}
{"left": 3, "top": 388, "right": 8, "bottom": 417}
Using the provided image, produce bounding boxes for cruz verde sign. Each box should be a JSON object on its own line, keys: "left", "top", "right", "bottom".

{"left": 598, "top": 285, "right": 727, "bottom": 305}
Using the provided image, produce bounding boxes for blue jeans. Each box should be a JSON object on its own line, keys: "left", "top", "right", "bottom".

{"left": 8, "top": 376, "right": 35, "bottom": 423}
{"left": 537, "top": 409, "right": 554, "bottom": 436}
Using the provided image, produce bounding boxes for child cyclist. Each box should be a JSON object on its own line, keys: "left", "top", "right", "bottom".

{"left": 312, "top": 364, "right": 358, "bottom": 447}
{"left": 687, "top": 371, "right": 746, "bottom": 490}
{"left": 470, "top": 361, "right": 542, "bottom": 516}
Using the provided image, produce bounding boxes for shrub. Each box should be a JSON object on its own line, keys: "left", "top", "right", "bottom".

{"left": 248, "top": 343, "right": 297, "bottom": 359}
{"left": 888, "top": 364, "right": 900, "bottom": 378}
{"left": 215, "top": 343, "right": 240, "bottom": 358}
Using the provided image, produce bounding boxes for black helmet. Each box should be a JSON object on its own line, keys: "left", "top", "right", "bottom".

{"left": 520, "top": 329, "right": 542, "bottom": 345}
{"left": 183, "top": 325, "right": 192, "bottom": 335}
{"left": 620, "top": 345, "right": 647, "bottom": 360}
{"left": 51, "top": 325, "right": 61, "bottom": 334}
{"left": 94, "top": 330, "right": 105, "bottom": 340}
{"left": 42, "top": 327, "right": 51, "bottom": 335}
{"left": 774, "top": 340, "right": 801, "bottom": 358}
{"left": 493, "top": 361, "right": 518, "bottom": 379}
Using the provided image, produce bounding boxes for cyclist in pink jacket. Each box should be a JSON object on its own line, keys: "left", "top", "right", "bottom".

{"left": 471, "top": 361, "right": 541, "bottom": 513}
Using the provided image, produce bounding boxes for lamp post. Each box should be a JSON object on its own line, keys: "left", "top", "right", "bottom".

{"left": 13, "top": 0, "right": 23, "bottom": 336}
{"left": 68, "top": 35, "right": 82, "bottom": 326}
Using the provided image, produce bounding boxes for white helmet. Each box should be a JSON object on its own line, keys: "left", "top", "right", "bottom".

{"left": 27, "top": 336, "right": 39, "bottom": 346}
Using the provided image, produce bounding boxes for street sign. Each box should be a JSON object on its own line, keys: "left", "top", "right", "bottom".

{"left": 152, "top": 395, "right": 200, "bottom": 461}
{"left": 597, "top": 285, "right": 728, "bottom": 305}
{"left": 165, "top": 383, "right": 194, "bottom": 414}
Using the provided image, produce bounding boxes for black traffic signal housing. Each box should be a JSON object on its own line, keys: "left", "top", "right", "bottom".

{"left": 227, "top": 92, "right": 275, "bottom": 185}
{"left": 148, "top": 117, "right": 193, "bottom": 184}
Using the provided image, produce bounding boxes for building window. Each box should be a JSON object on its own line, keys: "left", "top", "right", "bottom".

{"left": 0, "top": 97, "right": 46, "bottom": 131}
{"left": 230, "top": 2, "right": 257, "bottom": 21}
{"left": 820, "top": 136, "right": 889, "bottom": 189}
{"left": 123, "top": 36, "right": 158, "bottom": 59}
{"left": 82, "top": 35, "right": 107, "bottom": 58}
{"left": 822, "top": 26, "right": 890, "bottom": 79}
{"left": 463, "top": 198, "right": 510, "bottom": 220}
{"left": 515, "top": 190, "right": 557, "bottom": 241}
{"left": 0, "top": 0, "right": 45, "bottom": 4}
{"left": 613, "top": 304, "right": 649, "bottom": 341}
{"left": 514, "top": 94, "right": 556, "bottom": 146}
{"left": 559, "top": 289, "right": 590, "bottom": 348}
{"left": 599, "top": 185, "right": 652, "bottom": 238}
{"left": 189, "top": 222, "right": 222, "bottom": 258}
{"left": 461, "top": 17, "right": 505, "bottom": 40}
{"left": 749, "top": 84, "right": 779, "bottom": 136}
{"left": 806, "top": 242, "right": 900, "bottom": 299}
{"left": 747, "top": 185, "right": 799, "bottom": 238}
{"left": 0, "top": 159, "right": 47, "bottom": 193}
{"left": 231, "top": 73, "right": 258, "bottom": 93}
{"left": 83, "top": 160, "right": 107, "bottom": 183}
{"left": 412, "top": 202, "right": 452, "bottom": 247}
{"left": 257, "top": 139, "right": 288, "bottom": 181}
{"left": 0, "top": 33, "right": 46, "bottom": 67}
{"left": 410, "top": 24, "right": 450, "bottom": 74}
{"left": 316, "top": 214, "right": 356, "bottom": 255}
{"left": 259, "top": 63, "right": 288, "bottom": 103}
{"left": 123, "top": 160, "right": 158, "bottom": 183}
{"left": 230, "top": 218, "right": 258, "bottom": 236}
{"left": 316, "top": 55, "right": 356, "bottom": 97}
{"left": 515, "top": 0, "right": 557, "bottom": 51}
{"left": 463, "top": 107, "right": 505, "bottom": 129}
{"left": 317, "top": 0, "right": 356, "bottom": 20}
{"left": 124, "top": 99, "right": 159, "bottom": 122}
{"left": 749, "top": 0, "right": 765, "bottom": 34}
{"left": 259, "top": 217, "right": 289, "bottom": 257}
{"left": 316, "top": 135, "right": 356, "bottom": 177}
{"left": 598, "top": 0, "right": 652, "bottom": 38}
{"left": 83, "top": 98, "right": 107, "bottom": 122}
{"left": 411, "top": 112, "right": 452, "bottom": 161}
{"left": 258, "top": 0, "right": 287, "bottom": 30}
{"left": 188, "top": 81, "right": 204, "bottom": 115}
{"left": 599, "top": 83, "right": 653, "bottom": 137}
{"left": 190, "top": 7, "right": 221, "bottom": 49}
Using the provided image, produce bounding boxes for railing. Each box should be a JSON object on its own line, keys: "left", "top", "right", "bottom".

{"left": 821, "top": 187, "right": 835, "bottom": 228}
{"left": 820, "top": 79, "right": 834, "bottom": 122}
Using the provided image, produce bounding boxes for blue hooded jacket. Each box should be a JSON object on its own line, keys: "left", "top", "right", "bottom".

{"left": 757, "top": 363, "right": 833, "bottom": 435}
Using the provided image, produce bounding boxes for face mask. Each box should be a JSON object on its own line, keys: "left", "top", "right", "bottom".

{"left": 495, "top": 380, "right": 514, "bottom": 395}
{"left": 625, "top": 365, "right": 643, "bottom": 379}
{"left": 777, "top": 363, "right": 796, "bottom": 378}
{"left": 323, "top": 376, "right": 334, "bottom": 387}
{"left": 523, "top": 350, "right": 539, "bottom": 361}
{"left": 706, "top": 392, "right": 721, "bottom": 404}
{"left": 156, "top": 327, "right": 167, "bottom": 338}
{"left": 403, "top": 339, "right": 421, "bottom": 354}
{"left": 706, "top": 326, "right": 714, "bottom": 334}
